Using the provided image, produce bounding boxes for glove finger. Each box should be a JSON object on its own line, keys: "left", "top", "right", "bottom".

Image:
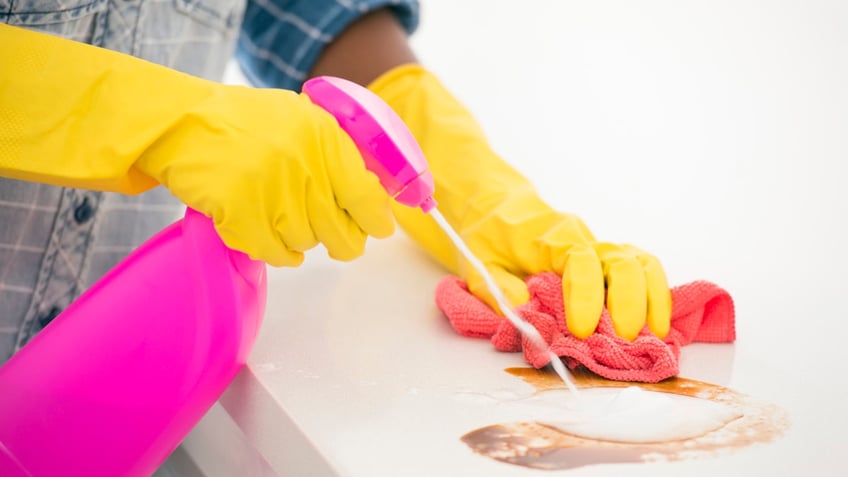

{"left": 326, "top": 128, "right": 396, "bottom": 240}
{"left": 539, "top": 215, "right": 597, "bottom": 272}
{"left": 307, "top": 191, "right": 369, "bottom": 261}
{"left": 264, "top": 248, "right": 306, "bottom": 268}
{"left": 465, "top": 263, "right": 530, "bottom": 315}
{"left": 595, "top": 243, "right": 648, "bottom": 341}
{"left": 267, "top": 145, "right": 318, "bottom": 256}
{"left": 624, "top": 245, "right": 671, "bottom": 338}
{"left": 223, "top": 228, "right": 305, "bottom": 267}
{"left": 561, "top": 245, "right": 604, "bottom": 339}
{"left": 214, "top": 213, "right": 305, "bottom": 267}
{"left": 274, "top": 202, "right": 319, "bottom": 255}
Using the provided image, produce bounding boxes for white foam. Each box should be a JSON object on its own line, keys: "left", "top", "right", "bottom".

{"left": 509, "top": 387, "right": 742, "bottom": 443}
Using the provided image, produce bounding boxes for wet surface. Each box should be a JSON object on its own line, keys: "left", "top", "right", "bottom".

{"left": 460, "top": 368, "right": 790, "bottom": 471}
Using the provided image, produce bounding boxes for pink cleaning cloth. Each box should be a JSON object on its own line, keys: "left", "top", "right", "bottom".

{"left": 435, "top": 272, "right": 735, "bottom": 383}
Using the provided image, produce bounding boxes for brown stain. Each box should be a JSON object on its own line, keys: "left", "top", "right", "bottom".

{"left": 460, "top": 367, "right": 790, "bottom": 471}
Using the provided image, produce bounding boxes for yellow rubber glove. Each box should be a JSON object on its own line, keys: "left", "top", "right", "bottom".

{"left": 369, "top": 65, "right": 670, "bottom": 340}
{"left": 0, "top": 23, "right": 394, "bottom": 266}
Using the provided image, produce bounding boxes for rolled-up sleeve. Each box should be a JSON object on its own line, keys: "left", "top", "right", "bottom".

{"left": 237, "top": 0, "right": 419, "bottom": 91}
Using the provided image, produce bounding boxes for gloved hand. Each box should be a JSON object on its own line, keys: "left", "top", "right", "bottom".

{"left": 0, "top": 24, "right": 394, "bottom": 266}
{"left": 369, "top": 65, "right": 670, "bottom": 341}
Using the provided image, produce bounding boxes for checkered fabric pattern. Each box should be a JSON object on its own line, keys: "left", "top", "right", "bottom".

{"left": 0, "top": 0, "right": 419, "bottom": 362}
{"left": 237, "top": 0, "right": 419, "bottom": 90}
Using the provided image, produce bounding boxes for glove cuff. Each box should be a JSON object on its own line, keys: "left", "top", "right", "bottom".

{"left": 366, "top": 63, "right": 429, "bottom": 97}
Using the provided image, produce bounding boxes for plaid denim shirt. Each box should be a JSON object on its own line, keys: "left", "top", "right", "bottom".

{"left": 0, "top": 0, "right": 419, "bottom": 363}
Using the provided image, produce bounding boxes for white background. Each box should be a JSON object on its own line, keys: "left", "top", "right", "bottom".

{"left": 409, "top": 0, "right": 848, "bottom": 394}
{"left": 211, "top": 1, "right": 848, "bottom": 476}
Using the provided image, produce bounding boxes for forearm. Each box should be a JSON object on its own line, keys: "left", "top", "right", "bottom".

{"left": 308, "top": 8, "right": 417, "bottom": 87}
{"left": 0, "top": 23, "right": 220, "bottom": 193}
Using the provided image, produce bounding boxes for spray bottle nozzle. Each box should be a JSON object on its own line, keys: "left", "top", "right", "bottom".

{"left": 302, "top": 76, "right": 437, "bottom": 213}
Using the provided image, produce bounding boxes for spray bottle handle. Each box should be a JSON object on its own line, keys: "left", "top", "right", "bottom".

{"left": 302, "top": 76, "right": 437, "bottom": 213}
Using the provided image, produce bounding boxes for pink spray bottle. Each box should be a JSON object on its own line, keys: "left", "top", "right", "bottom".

{"left": 0, "top": 76, "right": 435, "bottom": 477}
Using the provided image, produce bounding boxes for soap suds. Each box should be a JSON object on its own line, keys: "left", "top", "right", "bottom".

{"left": 521, "top": 387, "right": 742, "bottom": 443}
{"left": 460, "top": 368, "right": 790, "bottom": 470}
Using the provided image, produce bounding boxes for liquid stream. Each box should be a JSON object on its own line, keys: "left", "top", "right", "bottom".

{"left": 429, "top": 208, "right": 579, "bottom": 395}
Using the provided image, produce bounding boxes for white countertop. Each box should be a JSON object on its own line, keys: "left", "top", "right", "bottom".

{"left": 196, "top": 1, "right": 848, "bottom": 475}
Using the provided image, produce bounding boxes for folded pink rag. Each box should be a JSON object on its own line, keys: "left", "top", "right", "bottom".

{"left": 435, "top": 272, "right": 735, "bottom": 383}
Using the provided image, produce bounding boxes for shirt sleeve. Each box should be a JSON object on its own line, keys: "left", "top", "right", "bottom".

{"left": 236, "top": 0, "right": 420, "bottom": 91}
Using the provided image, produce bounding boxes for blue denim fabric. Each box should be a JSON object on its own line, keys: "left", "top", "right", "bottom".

{"left": 237, "top": 0, "right": 419, "bottom": 90}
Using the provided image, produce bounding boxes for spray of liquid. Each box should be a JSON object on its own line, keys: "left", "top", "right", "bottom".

{"left": 429, "top": 209, "right": 580, "bottom": 397}
{"left": 428, "top": 208, "right": 713, "bottom": 443}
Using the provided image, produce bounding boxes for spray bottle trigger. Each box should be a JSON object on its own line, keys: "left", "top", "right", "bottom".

{"left": 302, "top": 76, "right": 437, "bottom": 212}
